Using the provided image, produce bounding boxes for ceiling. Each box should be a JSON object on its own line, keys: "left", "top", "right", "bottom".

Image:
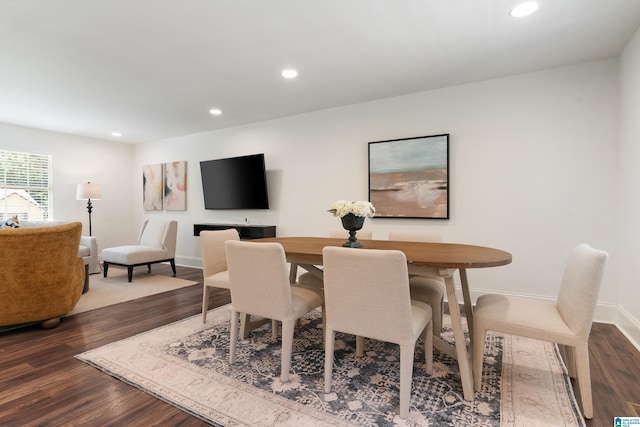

{"left": 1, "top": 1, "right": 639, "bottom": 144}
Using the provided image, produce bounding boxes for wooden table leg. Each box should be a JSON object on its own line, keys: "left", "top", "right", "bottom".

{"left": 444, "top": 274, "right": 475, "bottom": 401}
{"left": 459, "top": 268, "right": 474, "bottom": 341}
{"left": 289, "top": 263, "right": 298, "bottom": 284}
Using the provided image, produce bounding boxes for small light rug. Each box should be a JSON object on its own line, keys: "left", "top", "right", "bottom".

{"left": 67, "top": 269, "right": 198, "bottom": 316}
{"left": 76, "top": 306, "right": 586, "bottom": 426}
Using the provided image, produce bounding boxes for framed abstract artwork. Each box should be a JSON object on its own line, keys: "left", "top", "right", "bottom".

{"left": 143, "top": 163, "right": 163, "bottom": 211}
{"left": 164, "top": 161, "right": 187, "bottom": 211}
{"left": 368, "top": 134, "right": 449, "bottom": 219}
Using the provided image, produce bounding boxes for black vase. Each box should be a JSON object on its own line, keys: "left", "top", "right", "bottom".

{"left": 340, "top": 213, "right": 366, "bottom": 248}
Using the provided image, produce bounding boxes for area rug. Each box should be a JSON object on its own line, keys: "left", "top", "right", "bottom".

{"left": 76, "top": 305, "right": 586, "bottom": 426}
{"left": 67, "top": 269, "right": 198, "bottom": 316}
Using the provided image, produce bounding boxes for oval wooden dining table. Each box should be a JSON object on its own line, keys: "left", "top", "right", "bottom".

{"left": 254, "top": 236, "right": 512, "bottom": 400}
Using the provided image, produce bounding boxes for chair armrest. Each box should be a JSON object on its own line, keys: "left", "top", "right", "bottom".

{"left": 80, "top": 235, "right": 98, "bottom": 256}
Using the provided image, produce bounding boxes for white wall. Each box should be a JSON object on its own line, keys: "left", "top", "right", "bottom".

{"left": 618, "top": 27, "right": 640, "bottom": 346}
{"left": 1, "top": 55, "right": 632, "bottom": 344}
{"left": 0, "top": 123, "right": 136, "bottom": 251}
{"left": 134, "top": 59, "right": 620, "bottom": 321}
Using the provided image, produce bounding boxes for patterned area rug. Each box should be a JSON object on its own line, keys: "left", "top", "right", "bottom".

{"left": 77, "top": 305, "right": 586, "bottom": 426}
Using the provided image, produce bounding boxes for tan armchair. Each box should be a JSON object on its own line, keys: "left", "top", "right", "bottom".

{"left": 0, "top": 222, "right": 85, "bottom": 329}
{"left": 102, "top": 219, "right": 178, "bottom": 282}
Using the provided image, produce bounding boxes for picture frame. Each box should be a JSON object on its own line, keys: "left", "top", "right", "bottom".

{"left": 368, "top": 134, "right": 449, "bottom": 219}
{"left": 164, "top": 161, "right": 187, "bottom": 211}
{"left": 143, "top": 163, "right": 164, "bottom": 211}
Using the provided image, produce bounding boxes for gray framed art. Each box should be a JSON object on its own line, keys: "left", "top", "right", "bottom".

{"left": 368, "top": 134, "right": 449, "bottom": 219}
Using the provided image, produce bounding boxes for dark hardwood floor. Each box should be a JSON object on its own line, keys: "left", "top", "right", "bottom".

{"left": 1, "top": 264, "right": 638, "bottom": 426}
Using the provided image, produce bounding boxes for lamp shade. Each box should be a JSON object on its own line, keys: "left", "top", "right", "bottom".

{"left": 76, "top": 182, "right": 102, "bottom": 200}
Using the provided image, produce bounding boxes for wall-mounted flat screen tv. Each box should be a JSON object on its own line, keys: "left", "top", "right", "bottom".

{"left": 200, "top": 153, "right": 270, "bottom": 210}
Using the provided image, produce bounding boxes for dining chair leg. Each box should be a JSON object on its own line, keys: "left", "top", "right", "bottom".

{"left": 574, "top": 343, "right": 594, "bottom": 419}
{"left": 202, "top": 285, "right": 210, "bottom": 323}
{"left": 424, "top": 321, "right": 433, "bottom": 374}
{"left": 356, "top": 335, "right": 365, "bottom": 357}
{"left": 324, "top": 328, "right": 336, "bottom": 393}
{"left": 399, "top": 344, "right": 415, "bottom": 419}
{"left": 560, "top": 344, "right": 577, "bottom": 378}
{"left": 473, "top": 326, "right": 487, "bottom": 391}
{"left": 280, "top": 320, "right": 295, "bottom": 383}
{"left": 229, "top": 310, "right": 240, "bottom": 364}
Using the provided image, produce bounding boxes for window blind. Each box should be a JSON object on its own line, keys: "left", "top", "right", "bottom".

{"left": 0, "top": 149, "right": 52, "bottom": 221}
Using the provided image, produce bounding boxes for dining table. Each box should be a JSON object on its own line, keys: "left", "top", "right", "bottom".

{"left": 254, "top": 236, "right": 512, "bottom": 400}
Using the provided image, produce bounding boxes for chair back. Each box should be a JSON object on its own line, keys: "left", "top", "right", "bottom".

{"left": 329, "top": 229, "right": 373, "bottom": 239}
{"left": 556, "top": 243, "right": 608, "bottom": 338}
{"left": 388, "top": 231, "right": 442, "bottom": 243}
{"left": 323, "top": 246, "right": 415, "bottom": 344}
{"left": 0, "top": 222, "right": 84, "bottom": 325}
{"left": 226, "top": 240, "right": 293, "bottom": 321}
{"left": 138, "top": 219, "right": 178, "bottom": 256}
{"left": 200, "top": 229, "right": 239, "bottom": 277}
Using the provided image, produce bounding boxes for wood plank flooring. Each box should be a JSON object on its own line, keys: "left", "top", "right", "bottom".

{"left": 1, "top": 264, "right": 638, "bottom": 426}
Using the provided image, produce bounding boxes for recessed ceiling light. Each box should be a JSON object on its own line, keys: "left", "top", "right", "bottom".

{"left": 111, "top": 132, "right": 122, "bottom": 137}
{"left": 510, "top": 2, "right": 538, "bottom": 17}
{"left": 209, "top": 109, "right": 222, "bottom": 115}
{"left": 281, "top": 69, "right": 298, "bottom": 79}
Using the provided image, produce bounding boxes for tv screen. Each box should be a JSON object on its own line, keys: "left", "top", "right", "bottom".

{"left": 199, "top": 153, "right": 270, "bottom": 210}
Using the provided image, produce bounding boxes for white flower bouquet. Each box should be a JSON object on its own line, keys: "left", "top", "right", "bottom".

{"left": 328, "top": 200, "right": 376, "bottom": 218}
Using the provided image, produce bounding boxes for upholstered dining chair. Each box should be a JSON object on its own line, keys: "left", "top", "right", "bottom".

{"left": 226, "top": 240, "right": 324, "bottom": 383}
{"left": 199, "top": 228, "right": 239, "bottom": 323}
{"left": 388, "top": 231, "right": 445, "bottom": 338}
{"left": 472, "top": 243, "right": 608, "bottom": 419}
{"left": 296, "top": 229, "right": 373, "bottom": 287}
{"left": 102, "top": 219, "right": 177, "bottom": 282}
{"left": 322, "top": 246, "right": 433, "bottom": 419}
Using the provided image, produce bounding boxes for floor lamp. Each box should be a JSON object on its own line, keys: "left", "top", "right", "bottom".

{"left": 76, "top": 182, "right": 102, "bottom": 236}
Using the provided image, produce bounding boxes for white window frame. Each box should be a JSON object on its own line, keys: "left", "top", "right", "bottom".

{"left": 0, "top": 149, "right": 53, "bottom": 221}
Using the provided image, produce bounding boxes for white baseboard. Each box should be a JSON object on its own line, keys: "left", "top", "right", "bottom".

{"left": 616, "top": 306, "right": 640, "bottom": 352}
{"left": 175, "top": 255, "right": 202, "bottom": 269}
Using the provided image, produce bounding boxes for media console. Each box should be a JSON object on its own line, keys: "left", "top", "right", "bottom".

{"left": 193, "top": 223, "right": 276, "bottom": 240}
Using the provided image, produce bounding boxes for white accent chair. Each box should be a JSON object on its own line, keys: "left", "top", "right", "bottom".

{"left": 200, "top": 228, "right": 239, "bottom": 323}
{"left": 297, "top": 229, "right": 373, "bottom": 287}
{"left": 79, "top": 235, "right": 100, "bottom": 274}
{"left": 102, "top": 219, "right": 178, "bottom": 282}
{"left": 226, "top": 240, "right": 324, "bottom": 382}
{"left": 473, "top": 243, "right": 608, "bottom": 419}
{"left": 388, "top": 231, "right": 445, "bottom": 338}
{"left": 322, "top": 246, "right": 433, "bottom": 419}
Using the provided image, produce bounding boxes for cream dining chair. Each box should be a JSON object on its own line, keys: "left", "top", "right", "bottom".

{"left": 226, "top": 240, "right": 324, "bottom": 383}
{"left": 322, "top": 246, "right": 433, "bottom": 419}
{"left": 200, "top": 229, "right": 268, "bottom": 338}
{"left": 472, "top": 243, "right": 608, "bottom": 419}
{"left": 388, "top": 231, "right": 445, "bottom": 338}
{"left": 199, "top": 229, "right": 239, "bottom": 323}
{"left": 297, "top": 229, "right": 373, "bottom": 287}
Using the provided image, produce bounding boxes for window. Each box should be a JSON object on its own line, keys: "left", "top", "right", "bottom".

{"left": 0, "top": 149, "right": 52, "bottom": 221}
